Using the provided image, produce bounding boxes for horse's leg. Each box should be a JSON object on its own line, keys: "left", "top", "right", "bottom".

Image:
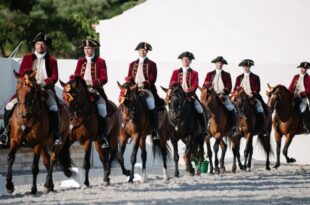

{"left": 118, "top": 137, "right": 130, "bottom": 176}
{"left": 243, "top": 133, "right": 251, "bottom": 171}
{"left": 139, "top": 138, "right": 147, "bottom": 183}
{"left": 29, "top": 145, "right": 41, "bottom": 195}
{"left": 42, "top": 147, "right": 53, "bottom": 193}
{"left": 128, "top": 135, "right": 140, "bottom": 183}
{"left": 213, "top": 137, "right": 221, "bottom": 175}
{"left": 283, "top": 134, "right": 296, "bottom": 163}
{"left": 195, "top": 138, "right": 204, "bottom": 176}
{"left": 274, "top": 130, "right": 283, "bottom": 168}
{"left": 205, "top": 137, "right": 214, "bottom": 175}
{"left": 231, "top": 135, "right": 240, "bottom": 173}
{"left": 83, "top": 140, "right": 92, "bottom": 187}
{"left": 171, "top": 138, "right": 180, "bottom": 177}
{"left": 265, "top": 134, "right": 271, "bottom": 170}
{"left": 219, "top": 139, "right": 227, "bottom": 174}
{"left": 160, "top": 135, "right": 169, "bottom": 181}
{"left": 6, "top": 142, "right": 19, "bottom": 194}
{"left": 94, "top": 141, "right": 110, "bottom": 186}
{"left": 185, "top": 139, "right": 195, "bottom": 176}
{"left": 246, "top": 136, "right": 254, "bottom": 172}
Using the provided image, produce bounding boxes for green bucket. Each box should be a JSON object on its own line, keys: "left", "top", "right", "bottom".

{"left": 195, "top": 160, "right": 209, "bottom": 173}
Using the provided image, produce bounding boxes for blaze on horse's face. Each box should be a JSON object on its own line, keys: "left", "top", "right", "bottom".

{"left": 14, "top": 70, "right": 38, "bottom": 119}
{"left": 165, "top": 85, "right": 186, "bottom": 121}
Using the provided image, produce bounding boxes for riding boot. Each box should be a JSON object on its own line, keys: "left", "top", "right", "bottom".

{"left": 98, "top": 116, "right": 109, "bottom": 148}
{"left": 301, "top": 109, "right": 310, "bottom": 134}
{"left": 228, "top": 110, "right": 239, "bottom": 136}
{"left": 50, "top": 111, "right": 62, "bottom": 146}
{"left": 0, "top": 108, "right": 13, "bottom": 146}
{"left": 197, "top": 112, "right": 208, "bottom": 138}
{"left": 150, "top": 109, "right": 160, "bottom": 140}
{"left": 257, "top": 112, "right": 269, "bottom": 136}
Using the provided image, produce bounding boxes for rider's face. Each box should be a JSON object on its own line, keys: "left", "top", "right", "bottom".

{"left": 243, "top": 66, "right": 251, "bottom": 73}
{"left": 181, "top": 57, "right": 191, "bottom": 67}
{"left": 215, "top": 62, "right": 223, "bottom": 70}
{"left": 35, "top": 41, "right": 47, "bottom": 54}
{"left": 84, "top": 46, "right": 95, "bottom": 57}
{"left": 138, "top": 49, "right": 148, "bottom": 58}
{"left": 300, "top": 68, "right": 307, "bottom": 74}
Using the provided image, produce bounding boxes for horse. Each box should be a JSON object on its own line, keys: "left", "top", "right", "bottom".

{"left": 266, "top": 84, "right": 305, "bottom": 168}
{"left": 60, "top": 76, "right": 120, "bottom": 186}
{"left": 199, "top": 84, "right": 240, "bottom": 174}
{"left": 6, "top": 70, "right": 72, "bottom": 195}
{"left": 117, "top": 81, "right": 171, "bottom": 183}
{"left": 232, "top": 87, "right": 272, "bottom": 171}
{"left": 162, "top": 84, "right": 205, "bottom": 176}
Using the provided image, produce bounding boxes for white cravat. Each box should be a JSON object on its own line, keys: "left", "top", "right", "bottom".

{"left": 181, "top": 67, "right": 189, "bottom": 90}
{"left": 295, "top": 74, "right": 305, "bottom": 96}
{"left": 213, "top": 69, "right": 225, "bottom": 94}
{"left": 241, "top": 72, "right": 252, "bottom": 95}
{"left": 135, "top": 57, "right": 146, "bottom": 85}
{"left": 84, "top": 54, "right": 95, "bottom": 83}
{"left": 34, "top": 51, "right": 47, "bottom": 84}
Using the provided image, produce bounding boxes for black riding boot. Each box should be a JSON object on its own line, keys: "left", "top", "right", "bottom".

{"left": 257, "top": 112, "right": 269, "bottom": 136}
{"left": 0, "top": 108, "right": 13, "bottom": 146}
{"left": 99, "top": 116, "right": 109, "bottom": 148}
{"left": 301, "top": 109, "right": 310, "bottom": 134}
{"left": 150, "top": 109, "right": 160, "bottom": 140}
{"left": 197, "top": 112, "right": 207, "bottom": 137}
{"left": 228, "top": 110, "right": 239, "bottom": 136}
{"left": 50, "top": 111, "right": 62, "bottom": 146}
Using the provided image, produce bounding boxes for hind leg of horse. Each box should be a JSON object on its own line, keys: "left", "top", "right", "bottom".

{"left": 42, "top": 147, "right": 54, "bottom": 193}
{"left": 159, "top": 137, "right": 169, "bottom": 181}
{"left": 94, "top": 141, "right": 110, "bottom": 185}
{"left": 185, "top": 141, "right": 195, "bottom": 176}
{"left": 29, "top": 145, "right": 41, "bottom": 195}
{"left": 246, "top": 137, "right": 254, "bottom": 171}
{"left": 283, "top": 134, "right": 296, "bottom": 163}
{"left": 118, "top": 138, "right": 130, "bottom": 176}
{"left": 243, "top": 134, "right": 252, "bottom": 171}
{"left": 205, "top": 138, "right": 213, "bottom": 174}
{"left": 213, "top": 138, "right": 221, "bottom": 175}
{"left": 128, "top": 136, "right": 140, "bottom": 183}
{"left": 258, "top": 133, "right": 271, "bottom": 170}
{"left": 231, "top": 135, "right": 241, "bottom": 173}
{"left": 6, "top": 143, "right": 19, "bottom": 194}
{"left": 139, "top": 139, "right": 147, "bottom": 183}
{"left": 219, "top": 139, "right": 227, "bottom": 174}
{"left": 171, "top": 138, "right": 180, "bottom": 177}
{"left": 83, "top": 140, "right": 92, "bottom": 187}
{"left": 274, "top": 131, "right": 283, "bottom": 168}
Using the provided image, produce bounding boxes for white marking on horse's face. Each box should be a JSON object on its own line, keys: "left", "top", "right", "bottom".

{"left": 70, "top": 124, "right": 73, "bottom": 130}
{"left": 21, "top": 125, "right": 26, "bottom": 131}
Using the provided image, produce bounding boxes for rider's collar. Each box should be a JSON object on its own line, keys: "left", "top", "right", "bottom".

{"left": 34, "top": 51, "right": 46, "bottom": 59}
{"left": 85, "top": 54, "right": 95, "bottom": 62}
{"left": 182, "top": 66, "right": 190, "bottom": 72}
{"left": 244, "top": 72, "right": 251, "bottom": 77}
{"left": 215, "top": 68, "right": 222, "bottom": 74}
{"left": 138, "top": 56, "right": 147, "bottom": 63}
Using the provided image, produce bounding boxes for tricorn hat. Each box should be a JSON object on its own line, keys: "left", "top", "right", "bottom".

{"left": 178, "top": 51, "right": 195, "bottom": 60}
{"left": 239, "top": 59, "right": 254, "bottom": 67}
{"left": 80, "top": 39, "right": 100, "bottom": 49}
{"left": 135, "top": 42, "right": 152, "bottom": 51}
{"left": 297, "top": 62, "right": 310, "bottom": 69}
{"left": 30, "top": 32, "right": 51, "bottom": 46}
{"left": 211, "top": 56, "right": 228, "bottom": 64}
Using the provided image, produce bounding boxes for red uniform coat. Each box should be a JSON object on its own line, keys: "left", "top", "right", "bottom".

{"left": 169, "top": 68, "right": 199, "bottom": 94}
{"left": 288, "top": 73, "right": 310, "bottom": 99}
{"left": 203, "top": 70, "right": 232, "bottom": 95}
{"left": 19, "top": 53, "right": 58, "bottom": 87}
{"left": 74, "top": 56, "right": 108, "bottom": 88}
{"left": 127, "top": 58, "right": 157, "bottom": 89}
{"left": 233, "top": 72, "right": 261, "bottom": 94}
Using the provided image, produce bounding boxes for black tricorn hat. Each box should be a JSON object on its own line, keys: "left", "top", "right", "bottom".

{"left": 80, "top": 39, "right": 100, "bottom": 49}
{"left": 297, "top": 61, "right": 310, "bottom": 69}
{"left": 239, "top": 59, "right": 254, "bottom": 67}
{"left": 211, "top": 56, "right": 228, "bottom": 64}
{"left": 30, "top": 32, "right": 51, "bottom": 46}
{"left": 178, "top": 51, "right": 195, "bottom": 60}
{"left": 135, "top": 42, "right": 152, "bottom": 51}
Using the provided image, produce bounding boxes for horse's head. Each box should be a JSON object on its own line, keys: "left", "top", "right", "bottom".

{"left": 232, "top": 87, "right": 249, "bottom": 113}
{"left": 199, "top": 84, "right": 220, "bottom": 111}
{"left": 117, "top": 80, "right": 139, "bottom": 120}
{"left": 266, "top": 83, "right": 292, "bottom": 112}
{"left": 14, "top": 70, "right": 40, "bottom": 119}
{"left": 161, "top": 84, "right": 186, "bottom": 121}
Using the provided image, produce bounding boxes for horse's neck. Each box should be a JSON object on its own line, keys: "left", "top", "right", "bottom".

{"left": 276, "top": 99, "right": 295, "bottom": 120}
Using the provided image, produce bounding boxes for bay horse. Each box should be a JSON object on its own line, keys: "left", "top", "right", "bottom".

{"left": 232, "top": 87, "right": 272, "bottom": 171}
{"left": 266, "top": 84, "right": 305, "bottom": 168}
{"left": 60, "top": 76, "right": 120, "bottom": 186}
{"left": 199, "top": 84, "right": 240, "bottom": 174}
{"left": 162, "top": 84, "right": 205, "bottom": 176}
{"left": 117, "top": 81, "right": 171, "bottom": 183}
{"left": 6, "top": 70, "right": 72, "bottom": 195}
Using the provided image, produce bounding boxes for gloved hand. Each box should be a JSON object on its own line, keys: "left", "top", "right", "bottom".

{"left": 85, "top": 80, "right": 93, "bottom": 86}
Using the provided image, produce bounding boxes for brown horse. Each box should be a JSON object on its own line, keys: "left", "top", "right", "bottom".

{"left": 6, "top": 70, "right": 72, "bottom": 195}
{"left": 266, "top": 84, "right": 304, "bottom": 168}
{"left": 60, "top": 76, "right": 120, "bottom": 186}
{"left": 199, "top": 85, "right": 240, "bottom": 174}
{"left": 117, "top": 81, "right": 171, "bottom": 183}
{"left": 232, "top": 87, "right": 272, "bottom": 171}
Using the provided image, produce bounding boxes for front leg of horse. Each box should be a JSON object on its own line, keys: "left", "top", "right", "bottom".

{"left": 140, "top": 141, "right": 147, "bottom": 183}
{"left": 206, "top": 138, "right": 214, "bottom": 174}
{"left": 213, "top": 140, "right": 220, "bottom": 175}
{"left": 283, "top": 135, "right": 296, "bottom": 164}
{"left": 246, "top": 139, "right": 254, "bottom": 172}
{"left": 273, "top": 132, "right": 282, "bottom": 168}
{"left": 118, "top": 140, "right": 130, "bottom": 176}
{"left": 185, "top": 144, "right": 195, "bottom": 176}
{"left": 6, "top": 146, "right": 18, "bottom": 194}
{"left": 83, "top": 142, "right": 92, "bottom": 187}
{"left": 128, "top": 140, "right": 140, "bottom": 183}
{"left": 42, "top": 148, "right": 53, "bottom": 194}
{"left": 172, "top": 139, "right": 180, "bottom": 177}
{"left": 243, "top": 136, "right": 251, "bottom": 171}
{"left": 95, "top": 141, "right": 110, "bottom": 185}
{"left": 29, "top": 146, "right": 41, "bottom": 195}
{"left": 219, "top": 140, "right": 227, "bottom": 174}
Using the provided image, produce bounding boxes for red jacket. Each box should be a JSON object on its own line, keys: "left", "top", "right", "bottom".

{"left": 74, "top": 56, "right": 108, "bottom": 88}
{"left": 288, "top": 73, "right": 310, "bottom": 99}
{"left": 233, "top": 72, "right": 261, "bottom": 94}
{"left": 169, "top": 68, "right": 199, "bottom": 94}
{"left": 127, "top": 58, "right": 157, "bottom": 89}
{"left": 203, "top": 70, "right": 232, "bottom": 95}
{"left": 19, "top": 53, "right": 58, "bottom": 87}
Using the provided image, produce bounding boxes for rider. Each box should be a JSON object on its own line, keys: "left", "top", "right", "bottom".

{"left": 203, "top": 56, "right": 238, "bottom": 135}
{"left": 233, "top": 59, "right": 269, "bottom": 136}
{"left": 288, "top": 61, "right": 310, "bottom": 134}
{"left": 169, "top": 51, "right": 207, "bottom": 136}
{"left": 74, "top": 39, "right": 109, "bottom": 148}
{"left": 0, "top": 32, "right": 62, "bottom": 146}
{"left": 126, "top": 42, "right": 164, "bottom": 141}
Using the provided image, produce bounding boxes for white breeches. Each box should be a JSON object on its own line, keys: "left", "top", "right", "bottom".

{"left": 254, "top": 99, "right": 264, "bottom": 113}
{"left": 97, "top": 96, "right": 107, "bottom": 118}
{"left": 145, "top": 90, "right": 155, "bottom": 110}
{"left": 299, "top": 97, "right": 309, "bottom": 113}
{"left": 194, "top": 99, "right": 203, "bottom": 113}
{"left": 223, "top": 95, "right": 235, "bottom": 111}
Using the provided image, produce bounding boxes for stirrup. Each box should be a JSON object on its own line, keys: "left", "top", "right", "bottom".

{"left": 101, "top": 137, "right": 109, "bottom": 148}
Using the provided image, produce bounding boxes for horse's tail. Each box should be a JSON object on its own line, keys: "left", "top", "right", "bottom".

{"left": 152, "top": 137, "right": 172, "bottom": 163}
{"left": 257, "top": 133, "right": 274, "bottom": 157}
{"left": 57, "top": 136, "right": 74, "bottom": 177}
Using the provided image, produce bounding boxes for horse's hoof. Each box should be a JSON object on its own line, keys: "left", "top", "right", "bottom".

{"left": 273, "top": 163, "right": 280, "bottom": 169}
{"left": 187, "top": 171, "right": 194, "bottom": 176}
{"left": 29, "top": 187, "right": 37, "bottom": 195}
{"left": 220, "top": 167, "right": 226, "bottom": 174}
{"left": 103, "top": 180, "right": 110, "bottom": 186}
{"left": 239, "top": 165, "right": 244, "bottom": 170}
{"left": 43, "top": 186, "right": 51, "bottom": 194}
{"left": 287, "top": 158, "right": 296, "bottom": 163}
{"left": 123, "top": 170, "right": 130, "bottom": 176}
{"left": 266, "top": 166, "right": 271, "bottom": 171}
{"left": 6, "top": 182, "right": 15, "bottom": 194}
{"left": 174, "top": 173, "right": 179, "bottom": 178}
{"left": 246, "top": 168, "right": 251, "bottom": 172}
{"left": 196, "top": 171, "right": 201, "bottom": 176}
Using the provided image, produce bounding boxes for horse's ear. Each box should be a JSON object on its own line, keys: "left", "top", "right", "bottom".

{"left": 13, "top": 70, "right": 19, "bottom": 79}
{"left": 161, "top": 86, "right": 168, "bottom": 93}
{"left": 117, "top": 81, "right": 123, "bottom": 90}
{"left": 59, "top": 80, "right": 66, "bottom": 88}
{"left": 267, "top": 83, "right": 273, "bottom": 92}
